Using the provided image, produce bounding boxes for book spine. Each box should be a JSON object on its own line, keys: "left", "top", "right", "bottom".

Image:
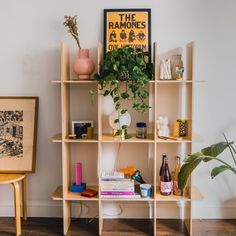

{"left": 101, "top": 187, "right": 134, "bottom": 191}
{"left": 101, "top": 195, "right": 141, "bottom": 199}
{"left": 101, "top": 191, "right": 134, "bottom": 195}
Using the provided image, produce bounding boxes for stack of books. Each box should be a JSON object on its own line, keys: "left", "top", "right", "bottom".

{"left": 101, "top": 171, "right": 140, "bottom": 199}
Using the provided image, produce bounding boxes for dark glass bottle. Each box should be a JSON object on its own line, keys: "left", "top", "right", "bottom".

{"left": 159, "top": 153, "right": 167, "bottom": 176}
{"left": 160, "top": 156, "right": 172, "bottom": 196}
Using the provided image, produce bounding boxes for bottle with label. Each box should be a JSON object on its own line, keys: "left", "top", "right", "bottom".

{"left": 159, "top": 153, "right": 167, "bottom": 176}
{"left": 160, "top": 156, "right": 172, "bottom": 196}
{"left": 173, "top": 156, "right": 183, "bottom": 196}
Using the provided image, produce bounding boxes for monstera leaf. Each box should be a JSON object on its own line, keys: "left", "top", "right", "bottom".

{"left": 178, "top": 138, "right": 236, "bottom": 190}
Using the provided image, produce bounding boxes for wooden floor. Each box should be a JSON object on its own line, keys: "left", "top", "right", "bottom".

{"left": 0, "top": 218, "right": 235, "bottom": 236}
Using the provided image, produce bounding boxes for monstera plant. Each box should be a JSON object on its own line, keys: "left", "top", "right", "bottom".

{"left": 93, "top": 46, "right": 153, "bottom": 138}
{"left": 178, "top": 134, "right": 236, "bottom": 189}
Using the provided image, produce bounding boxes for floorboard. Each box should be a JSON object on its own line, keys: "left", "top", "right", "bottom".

{"left": 0, "top": 218, "right": 235, "bottom": 236}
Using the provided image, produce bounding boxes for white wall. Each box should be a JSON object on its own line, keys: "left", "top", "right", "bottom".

{"left": 0, "top": 0, "right": 236, "bottom": 219}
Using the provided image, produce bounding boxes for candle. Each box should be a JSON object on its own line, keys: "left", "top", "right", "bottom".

{"left": 75, "top": 162, "right": 82, "bottom": 185}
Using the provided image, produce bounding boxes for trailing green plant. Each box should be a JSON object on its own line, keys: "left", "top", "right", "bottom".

{"left": 63, "top": 15, "right": 81, "bottom": 49}
{"left": 92, "top": 46, "right": 153, "bottom": 136}
{"left": 178, "top": 134, "right": 236, "bottom": 190}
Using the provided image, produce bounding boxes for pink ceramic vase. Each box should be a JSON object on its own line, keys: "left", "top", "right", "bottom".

{"left": 73, "top": 49, "right": 95, "bottom": 80}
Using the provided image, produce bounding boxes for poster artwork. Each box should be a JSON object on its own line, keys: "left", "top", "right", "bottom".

{"left": 105, "top": 10, "right": 150, "bottom": 52}
{"left": 0, "top": 111, "right": 23, "bottom": 158}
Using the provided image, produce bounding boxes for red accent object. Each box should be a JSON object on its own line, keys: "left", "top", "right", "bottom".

{"left": 81, "top": 189, "right": 98, "bottom": 198}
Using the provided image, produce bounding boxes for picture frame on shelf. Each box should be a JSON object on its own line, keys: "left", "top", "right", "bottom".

{"left": 72, "top": 121, "right": 93, "bottom": 138}
{"left": 0, "top": 96, "right": 38, "bottom": 173}
{"left": 104, "top": 8, "right": 151, "bottom": 56}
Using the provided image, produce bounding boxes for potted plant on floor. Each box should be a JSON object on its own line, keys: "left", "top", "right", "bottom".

{"left": 93, "top": 46, "right": 153, "bottom": 139}
{"left": 178, "top": 134, "right": 236, "bottom": 190}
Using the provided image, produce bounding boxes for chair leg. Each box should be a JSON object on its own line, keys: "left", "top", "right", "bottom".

{"left": 13, "top": 181, "right": 21, "bottom": 236}
{"left": 22, "top": 177, "right": 27, "bottom": 221}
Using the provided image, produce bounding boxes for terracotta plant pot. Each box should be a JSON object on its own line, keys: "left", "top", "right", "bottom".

{"left": 73, "top": 49, "right": 95, "bottom": 80}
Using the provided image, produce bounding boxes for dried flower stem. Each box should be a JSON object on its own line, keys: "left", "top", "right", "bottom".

{"left": 63, "top": 15, "right": 81, "bottom": 49}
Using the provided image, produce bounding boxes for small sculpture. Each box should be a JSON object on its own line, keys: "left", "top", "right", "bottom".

{"left": 131, "top": 170, "right": 146, "bottom": 184}
{"left": 160, "top": 59, "right": 172, "bottom": 80}
{"left": 157, "top": 116, "right": 170, "bottom": 137}
{"left": 175, "top": 65, "right": 184, "bottom": 80}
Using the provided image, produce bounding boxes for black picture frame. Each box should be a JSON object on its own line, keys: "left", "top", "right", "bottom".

{"left": 104, "top": 8, "right": 151, "bottom": 57}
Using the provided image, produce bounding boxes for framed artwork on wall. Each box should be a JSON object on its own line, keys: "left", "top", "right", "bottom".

{"left": 0, "top": 97, "right": 38, "bottom": 173}
{"left": 104, "top": 8, "right": 151, "bottom": 55}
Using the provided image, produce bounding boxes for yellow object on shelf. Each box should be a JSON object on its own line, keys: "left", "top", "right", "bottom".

{"left": 173, "top": 121, "right": 180, "bottom": 137}
{"left": 120, "top": 166, "right": 137, "bottom": 177}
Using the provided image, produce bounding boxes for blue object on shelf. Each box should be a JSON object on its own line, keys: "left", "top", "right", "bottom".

{"left": 71, "top": 182, "right": 86, "bottom": 193}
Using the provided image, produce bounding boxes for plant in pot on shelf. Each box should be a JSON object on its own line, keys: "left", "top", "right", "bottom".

{"left": 178, "top": 134, "right": 236, "bottom": 190}
{"left": 63, "top": 15, "right": 95, "bottom": 79}
{"left": 93, "top": 46, "right": 153, "bottom": 139}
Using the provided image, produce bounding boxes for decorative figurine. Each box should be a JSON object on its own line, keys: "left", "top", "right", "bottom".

{"left": 160, "top": 59, "right": 172, "bottom": 80}
{"left": 157, "top": 116, "right": 170, "bottom": 137}
{"left": 175, "top": 65, "right": 184, "bottom": 80}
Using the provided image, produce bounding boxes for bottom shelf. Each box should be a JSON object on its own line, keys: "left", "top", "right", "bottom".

{"left": 51, "top": 185, "right": 99, "bottom": 201}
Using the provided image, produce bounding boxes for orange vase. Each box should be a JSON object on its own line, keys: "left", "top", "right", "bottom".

{"left": 73, "top": 49, "right": 95, "bottom": 80}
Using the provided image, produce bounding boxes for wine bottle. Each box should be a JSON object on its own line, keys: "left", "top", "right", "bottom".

{"left": 159, "top": 153, "right": 167, "bottom": 176}
{"left": 160, "top": 156, "right": 172, "bottom": 196}
{"left": 173, "top": 156, "right": 183, "bottom": 196}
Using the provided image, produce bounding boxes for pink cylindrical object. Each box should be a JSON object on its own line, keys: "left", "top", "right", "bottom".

{"left": 75, "top": 162, "right": 82, "bottom": 185}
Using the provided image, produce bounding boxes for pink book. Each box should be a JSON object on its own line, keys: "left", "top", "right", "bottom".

{"left": 101, "top": 191, "right": 134, "bottom": 195}
{"left": 75, "top": 163, "right": 82, "bottom": 185}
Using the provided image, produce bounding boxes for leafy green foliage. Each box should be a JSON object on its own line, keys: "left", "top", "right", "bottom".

{"left": 94, "top": 46, "right": 153, "bottom": 137}
{"left": 178, "top": 136, "right": 236, "bottom": 190}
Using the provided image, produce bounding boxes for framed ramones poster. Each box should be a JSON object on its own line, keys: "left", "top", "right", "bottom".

{"left": 104, "top": 9, "right": 151, "bottom": 54}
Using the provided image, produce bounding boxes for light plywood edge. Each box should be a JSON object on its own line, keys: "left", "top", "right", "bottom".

{"left": 102, "top": 134, "right": 155, "bottom": 143}
{"left": 51, "top": 134, "right": 62, "bottom": 143}
{"left": 51, "top": 186, "right": 63, "bottom": 200}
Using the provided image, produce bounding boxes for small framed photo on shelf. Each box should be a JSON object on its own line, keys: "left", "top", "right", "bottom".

{"left": 72, "top": 121, "right": 93, "bottom": 139}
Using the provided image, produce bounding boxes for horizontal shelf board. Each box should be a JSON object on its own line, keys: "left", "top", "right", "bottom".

{"left": 52, "top": 185, "right": 99, "bottom": 201}
{"left": 156, "top": 137, "right": 192, "bottom": 143}
{"left": 156, "top": 190, "right": 190, "bottom": 202}
{"left": 101, "top": 134, "right": 155, "bottom": 143}
{"left": 64, "top": 134, "right": 98, "bottom": 143}
{"left": 156, "top": 80, "right": 204, "bottom": 83}
{"left": 51, "top": 80, "right": 98, "bottom": 84}
{"left": 51, "top": 134, "right": 62, "bottom": 143}
{"left": 66, "top": 185, "right": 99, "bottom": 201}
{"left": 51, "top": 134, "right": 98, "bottom": 143}
{"left": 51, "top": 186, "right": 63, "bottom": 200}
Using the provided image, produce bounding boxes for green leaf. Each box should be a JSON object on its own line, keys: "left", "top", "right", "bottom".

{"left": 201, "top": 141, "right": 233, "bottom": 157}
{"left": 178, "top": 152, "right": 204, "bottom": 189}
{"left": 121, "top": 109, "right": 127, "bottom": 114}
{"left": 115, "top": 102, "right": 121, "bottom": 110}
{"left": 121, "top": 125, "right": 128, "bottom": 129}
{"left": 125, "top": 134, "right": 132, "bottom": 139}
{"left": 89, "top": 90, "right": 95, "bottom": 95}
{"left": 113, "top": 63, "right": 118, "bottom": 71}
{"left": 121, "top": 92, "right": 129, "bottom": 99}
{"left": 113, "top": 97, "right": 120, "bottom": 103}
{"left": 211, "top": 165, "right": 229, "bottom": 179}
{"left": 104, "top": 90, "right": 110, "bottom": 96}
{"left": 114, "top": 119, "right": 119, "bottom": 124}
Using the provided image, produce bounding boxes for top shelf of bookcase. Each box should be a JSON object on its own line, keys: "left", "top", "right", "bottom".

{"left": 51, "top": 79, "right": 204, "bottom": 84}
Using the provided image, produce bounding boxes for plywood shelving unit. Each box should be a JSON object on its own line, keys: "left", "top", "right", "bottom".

{"left": 51, "top": 42, "right": 200, "bottom": 235}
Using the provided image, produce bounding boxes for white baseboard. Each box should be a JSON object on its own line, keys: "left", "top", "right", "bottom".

{"left": 0, "top": 201, "right": 235, "bottom": 219}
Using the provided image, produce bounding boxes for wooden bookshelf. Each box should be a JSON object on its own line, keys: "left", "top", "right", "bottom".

{"left": 51, "top": 42, "right": 199, "bottom": 236}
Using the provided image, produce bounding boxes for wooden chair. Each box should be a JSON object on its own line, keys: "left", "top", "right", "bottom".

{"left": 0, "top": 174, "right": 27, "bottom": 236}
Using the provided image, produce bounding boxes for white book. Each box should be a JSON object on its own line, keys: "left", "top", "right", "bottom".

{"left": 101, "top": 171, "right": 124, "bottom": 180}
{"left": 101, "top": 187, "right": 135, "bottom": 191}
